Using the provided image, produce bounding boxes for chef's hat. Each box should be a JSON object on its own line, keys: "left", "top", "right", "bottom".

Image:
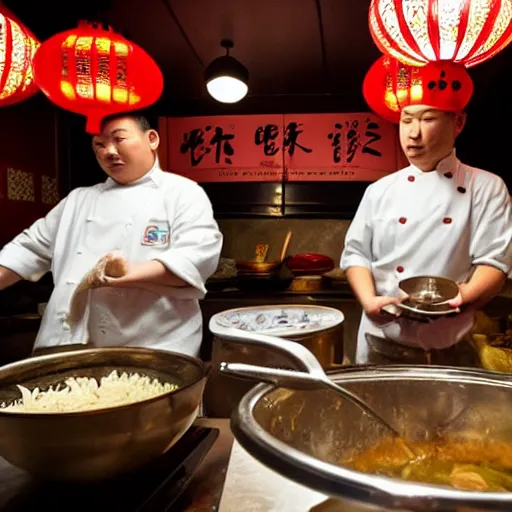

{"left": 363, "top": 55, "right": 474, "bottom": 124}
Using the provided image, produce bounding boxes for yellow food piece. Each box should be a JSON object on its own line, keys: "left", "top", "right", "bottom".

{"left": 468, "top": 312, "right": 512, "bottom": 373}
{"left": 342, "top": 438, "right": 512, "bottom": 492}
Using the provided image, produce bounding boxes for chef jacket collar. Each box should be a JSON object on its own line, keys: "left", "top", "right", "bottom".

{"left": 103, "top": 156, "right": 164, "bottom": 190}
{"left": 409, "top": 149, "right": 458, "bottom": 176}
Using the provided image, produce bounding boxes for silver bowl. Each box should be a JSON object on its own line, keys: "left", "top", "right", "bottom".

{"left": 399, "top": 276, "right": 459, "bottom": 308}
{"left": 0, "top": 347, "right": 207, "bottom": 482}
{"left": 232, "top": 365, "right": 512, "bottom": 511}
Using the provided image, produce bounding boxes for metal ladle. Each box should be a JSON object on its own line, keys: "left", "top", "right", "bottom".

{"left": 216, "top": 328, "right": 407, "bottom": 442}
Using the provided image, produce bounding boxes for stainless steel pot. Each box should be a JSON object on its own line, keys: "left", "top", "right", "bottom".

{"left": 232, "top": 365, "right": 512, "bottom": 511}
{"left": 0, "top": 347, "right": 207, "bottom": 482}
{"left": 204, "top": 305, "right": 344, "bottom": 417}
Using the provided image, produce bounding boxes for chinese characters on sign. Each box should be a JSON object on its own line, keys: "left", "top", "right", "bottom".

{"left": 180, "top": 126, "right": 235, "bottom": 166}
{"left": 164, "top": 115, "right": 283, "bottom": 182}
{"left": 328, "top": 120, "right": 382, "bottom": 164}
{"left": 283, "top": 113, "right": 395, "bottom": 182}
{"left": 160, "top": 113, "right": 400, "bottom": 183}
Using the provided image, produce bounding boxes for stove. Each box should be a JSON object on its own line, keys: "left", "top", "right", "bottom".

{"left": 0, "top": 426, "right": 219, "bottom": 512}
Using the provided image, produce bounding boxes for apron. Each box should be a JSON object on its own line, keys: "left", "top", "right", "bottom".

{"left": 355, "top": 309, "right": 475, "bottom": 363}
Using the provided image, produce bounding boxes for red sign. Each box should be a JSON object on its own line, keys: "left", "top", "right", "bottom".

{"left": 283, "top": 113, "right": 399, "bottom": 182}
{"left": 163, "top": 115, "right": 283, "bottom": 182}
{"left": 160, "top": 113, "right": 401, "bottom": 183}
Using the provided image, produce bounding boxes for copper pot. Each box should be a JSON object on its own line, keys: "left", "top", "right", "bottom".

{"left": 0, "top": 347, "right": 207, "bottom": 482}
{"left": 235, "top": 260, "right": 282, "bottom": 273}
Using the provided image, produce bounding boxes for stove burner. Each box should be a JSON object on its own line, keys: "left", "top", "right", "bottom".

{"left": 0, "top": 427, "right": 219, "bottom": 512}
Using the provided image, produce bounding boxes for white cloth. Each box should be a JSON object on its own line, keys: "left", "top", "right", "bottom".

{"left": 0, "top": 161, "right": 223, "bottom": 356}
{"left": 341, "top": 150, "right": 512, "bottom": 362}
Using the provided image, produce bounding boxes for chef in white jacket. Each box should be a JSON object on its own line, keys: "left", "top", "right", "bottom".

{"left": 0, "top": 113, "right": 223, "bottom": 356}
{"left": 341, "top": 63, "right": 512, "bottom": 363}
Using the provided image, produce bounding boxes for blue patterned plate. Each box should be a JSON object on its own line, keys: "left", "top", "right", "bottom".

{"left": 211, "top": 305, "right": 344, "bottom": 337}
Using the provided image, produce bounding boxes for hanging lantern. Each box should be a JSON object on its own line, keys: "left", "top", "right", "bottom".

{"left": 363, "top": 55, "right": 474, "bottom": 123}
{"left": 33, "top": 22, "right": 164, "bottom": 134}
{"left": 0, "top": 8, "right": 40, "bottom": 107}
{"left": 369, "top": 0, "right": 512, "bottom": 68}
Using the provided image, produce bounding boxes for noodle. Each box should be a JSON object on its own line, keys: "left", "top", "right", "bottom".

{"left": 0, "top": 370, "right": 178, "bottom": 413}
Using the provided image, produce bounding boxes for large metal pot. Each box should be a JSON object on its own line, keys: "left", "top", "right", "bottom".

{"left": 0, "top": 347, "right": 207, "bottom": 482}
{"left": 204, "top": 305, "right": 344, "bottom": 417}
{"left": 232, "top": 365, "right": 512, "bottom": 511}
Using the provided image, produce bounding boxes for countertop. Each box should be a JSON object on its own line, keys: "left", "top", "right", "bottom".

{"left": 174, "top": 418, "right": 234, "bottom": 511}
{"left": 0, "top": 418, "right": 233, "bottom": 512}
{"left": 204, "top": 278, "right": 512, "bottom": 299}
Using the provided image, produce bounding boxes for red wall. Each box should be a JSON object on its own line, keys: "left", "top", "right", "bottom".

{"left": 0, "top": 95, "right": 60, "bottom": 247}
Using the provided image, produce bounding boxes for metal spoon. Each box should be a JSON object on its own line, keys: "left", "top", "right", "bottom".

{"left": 215, "top": 328, "right": 406, "bottom": 441}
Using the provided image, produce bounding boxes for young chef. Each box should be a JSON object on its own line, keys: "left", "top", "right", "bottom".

{"left": 0, "top": 113, "right": 223, "bottom": 356}
{"left": 341, "top": 62, "right": 512, "bottom": 363}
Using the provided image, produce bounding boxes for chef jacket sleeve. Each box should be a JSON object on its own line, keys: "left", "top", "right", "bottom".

{"left": 470, "top": 174, "right": 512, "bottom": 274}
{"left": 0, "top": 198, "right": 66, "bottom": 281}
{"left": 152, "top": 183, "right": 222, "bottom": 299}
{"left": 340, "top": 187, "right": 373, "bottom": 270}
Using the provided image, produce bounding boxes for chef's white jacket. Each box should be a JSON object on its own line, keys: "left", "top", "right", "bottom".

{"left": 341, "top": 150, "right": 512, "bottom": 362}
{"left": 0, "top": 161, "right": 223, "bottom": 356}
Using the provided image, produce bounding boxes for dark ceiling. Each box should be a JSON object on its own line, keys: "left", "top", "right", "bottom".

{"left": 4, "top": 0, "right": 512, "bottom": 116}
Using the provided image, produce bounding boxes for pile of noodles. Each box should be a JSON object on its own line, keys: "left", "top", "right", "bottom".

{"left": 0, "top": 370, "right": 178, "bottom": 413}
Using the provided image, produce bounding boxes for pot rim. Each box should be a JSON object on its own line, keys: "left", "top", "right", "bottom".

{"left": 210, "top": 304, "right": 344, "bottom": 338}
{"left": 0, "top": 347, "right": 207, "bottom": 419}
{"left": 232, "top": 365, "right": 512, "bottom": 511}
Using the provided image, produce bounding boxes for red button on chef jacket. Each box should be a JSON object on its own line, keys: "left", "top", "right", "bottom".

{"left": 396, "top": 266, "right": 404, "bottom": 273}
{"left": 443, "top": 217, "right": 452, "bottom": 224}
{"left": 408, "top": 176, "right": 415, "bottom": 182}
{"left": 399, "top": 217, "right": 407, "bottom": 224}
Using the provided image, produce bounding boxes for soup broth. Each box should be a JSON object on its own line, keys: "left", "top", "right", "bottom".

{"left": 342, "top": 437, "right": 512, "bottom": 492}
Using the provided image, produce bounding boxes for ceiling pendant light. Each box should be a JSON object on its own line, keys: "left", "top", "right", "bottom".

{"left": 205, "top": 39, "right": 248, "bottom": 103}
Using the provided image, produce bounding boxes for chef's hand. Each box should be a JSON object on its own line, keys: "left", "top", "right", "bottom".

{"left": 68, "top": 252, "right": 129, "bottom": 329}
{"left": 104, "top": 253, "right": 129, "bottom": 280}
{"left": 87, "top": 252, "right": 129, "bottom": 288}
{"left": 363, "top": 295, "right": 402, "bottom": 326}
{"left": 448, "top": 284, "right": 467, "bottom": 308}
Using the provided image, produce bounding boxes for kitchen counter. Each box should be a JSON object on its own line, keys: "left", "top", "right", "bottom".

{"left": 173, "top": 418, "right": 234, "bottom": 511}
{"left": 206, "top": 277, "right": 512, "bottom": 298}
{"left": 0, "top": 417, "right": 335, "bottom": 511}
{"left": 0, "top": 418, "right": 233, "bottom": 512}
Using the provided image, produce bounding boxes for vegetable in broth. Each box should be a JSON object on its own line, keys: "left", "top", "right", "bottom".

{"left": 342, "top": 437, "right": 512, "bottom": 492}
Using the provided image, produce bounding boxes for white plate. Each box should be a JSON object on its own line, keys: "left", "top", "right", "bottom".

{"left": 211, "top": 305, "right": 344, "bottom": 337}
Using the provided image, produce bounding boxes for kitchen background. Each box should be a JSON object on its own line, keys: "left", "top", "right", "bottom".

{"left": 0, "top": 0, "right": 511, "bottom": 370}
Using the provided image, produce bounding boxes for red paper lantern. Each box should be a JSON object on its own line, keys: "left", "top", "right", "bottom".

{"left": 33, "top": 22, "right": 164, "bottom": 134}
{"left": 0, "top": 8, "right": 40, "bottom": 107}
{"left": 369, "top": 0, "right": 512, "bottom": 68}
{"left": 363, "top": 55, "right": 474, "bottom": 123}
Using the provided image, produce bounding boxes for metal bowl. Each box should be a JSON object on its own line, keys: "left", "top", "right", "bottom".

{"left": 399, "top": 276, "right": 459, "bottom": 307}
{"left": 232, "top": 365, "right": 512, "bottom": 511}
{"left": 0, "top": 347, "right": 207, "bottom": 482}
